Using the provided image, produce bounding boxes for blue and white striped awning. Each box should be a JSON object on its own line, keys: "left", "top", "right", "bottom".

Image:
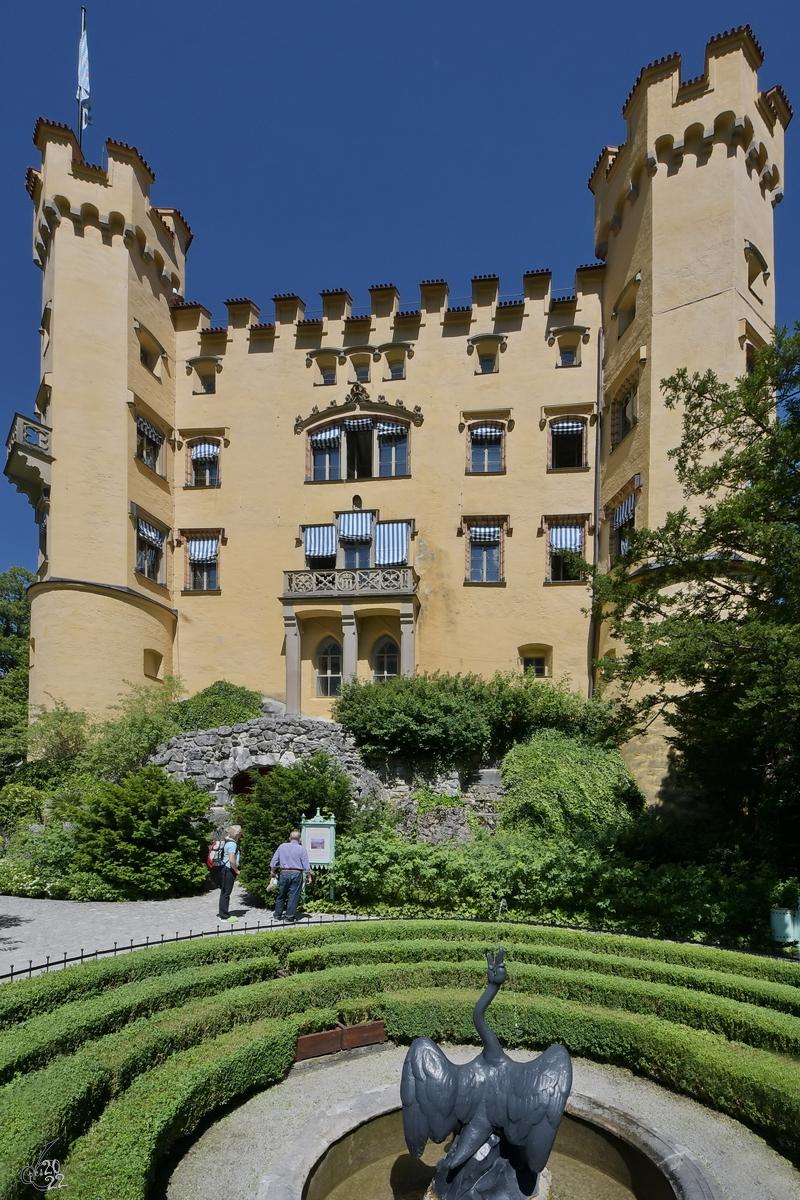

{"left": 137, "top": 416, "right": 164, "bottom": 444}
{"left": 470, "top": 526, "right": 501, "bottom": 544}
{"left": 612, "top": 494, "right": 636, "bottom": 530}
{"left": 376, "top": 422, "right": 407, "bottom": 438}
{"left": 309, "top": 426, "right": 341, "bottom": 446}
{"left": 137, "top": 518, "right": 164, "bottom": 546}
{"left": 470, "top": 426, "right": 503, "bottom": 442}
{"left": 190, "top": 442, "right": 219, "bottom": 460}
{"left": 339, "top": 511, "right": 373, "bottom": 542}
{"left": 304, "top": 524, "right": 337, "bottom": 558}
{"left": 375, "top": 521, "right": 410, "bottom": 565}
{"left": 549, "top": 524, "right": 583, "bottom": 551}
{"left": 188, "top": 537, "right": 218, "bottom": 564}
{"left": 343, "top": 417, "right": 374, "bottom": 432}
{"left": 551, "top": 421, "right": 585, "bottom": 434}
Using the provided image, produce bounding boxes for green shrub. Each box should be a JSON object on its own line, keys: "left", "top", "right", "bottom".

{"left": 233, "top": 754, "right": 355, "bottom": 900}
{"left": 66, "top": 766, "right": 209, "bottom": 899}
{"left": 171, "top": 680, "right": 263, "bottom": 732}
{"left": 0, "top": 784, "right": 45, "bottom": 841}
{"left": 0, "top": 822, "right": 77, "bottom": 897}
{"left": 499, "top": 729, "right": 644, "bottom": 840}
{"left": 0, "top": 954, "right": 278, "bottom": 1082}
{"left": 76, "top": 679, "right": 183, "bottom": 781}
{"left": 61, "top": 1011, "right": 335, "bottom": 1200}
{"left": 333, "top": 672, "right": 618, "bottom": 771}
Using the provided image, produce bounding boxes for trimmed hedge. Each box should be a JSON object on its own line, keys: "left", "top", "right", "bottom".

{"left": 1, "top": 917, "right": 799, "bottom": 1196}
{"left": 286, "top": 938, "right": 800, "bottom": 1015}
{"left": 356, "top": 989, "right": 800, "bottom": 1158}
{"left": 0, "top": 933, "right": 282, "bottom": 1024}
{"left": 0, "top": 954, "right": 278, "bottom": 1081}
{"left": 61, "top": 1010, "right": 336, "bottom": 1200}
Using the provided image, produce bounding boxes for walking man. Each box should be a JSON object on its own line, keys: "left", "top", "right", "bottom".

{"left": 218, "top": 824, "right": 242, "bottom": 922}
{"left": 270, "top": 830, "right": 312, "bottom": 923}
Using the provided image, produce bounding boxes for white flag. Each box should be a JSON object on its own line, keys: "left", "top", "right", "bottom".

{"left": 76, "top": 9, "right": 91, "bottom": 132}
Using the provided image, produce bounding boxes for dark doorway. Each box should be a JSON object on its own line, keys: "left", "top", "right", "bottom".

{"left": 231, "top": 766, "right": 273, "bottom": 796}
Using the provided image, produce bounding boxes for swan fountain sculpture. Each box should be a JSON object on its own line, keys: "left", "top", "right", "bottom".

{"left": 401, "top": 948, "right": 572, "bottom": 1200}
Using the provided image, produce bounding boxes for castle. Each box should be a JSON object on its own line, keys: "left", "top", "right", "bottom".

{"left": 6, "top": 27, "right": 790, "bottom": 799}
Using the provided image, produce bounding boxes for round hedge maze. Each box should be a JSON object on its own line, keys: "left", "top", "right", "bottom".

{"left": 1, "top": 920, "right": 799, "bottom": 1199}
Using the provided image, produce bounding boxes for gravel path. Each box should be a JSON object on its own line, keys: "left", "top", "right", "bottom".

{"left": 0, "top": 886, "right": 354, "bottom": 975}
{"left": 163, "top": 1044, "right": 800, "bottom": 1200}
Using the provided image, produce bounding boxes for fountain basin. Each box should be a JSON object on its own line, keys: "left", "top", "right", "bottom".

{"left": 259, "top": 1083, "right": 723, "bottom": 1200}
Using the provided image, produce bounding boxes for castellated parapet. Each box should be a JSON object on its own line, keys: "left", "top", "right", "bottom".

{"left": 8, "top": 28, "right": 791, "bottom": 805}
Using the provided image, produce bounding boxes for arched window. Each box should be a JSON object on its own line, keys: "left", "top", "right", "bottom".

{"left": 316, "top": 638, "right": 343, "bottom": 697}
{"left": 611, "top": 383, "right": 638, "bottom": 449}
{"left": 373, "top": 638, "right": 399, "bottom": 682}
{"left": 188, "top": 439, "right": 220, "bottom": 487}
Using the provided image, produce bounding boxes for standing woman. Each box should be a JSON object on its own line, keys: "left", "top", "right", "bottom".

{"left": 218, "top": 824, "right": 242, "bottom": 922}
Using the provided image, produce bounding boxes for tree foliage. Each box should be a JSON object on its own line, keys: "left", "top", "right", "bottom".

{"left": 333, "top": 673, "right": 617, "bottom": 771}
{"left": 594, "top": 327, "right": 800, "bottom": 871}
{"left": 171, "top": 680, "right": 263, "bottom": 732}
{"left": 0, "top": 566, "right": 36, "bottom": 779}
{"left": 499, "top": 729, "right": 644, "bottom": 842}
{"left": 233, "top": 754, "right": 358, "bottom": 901}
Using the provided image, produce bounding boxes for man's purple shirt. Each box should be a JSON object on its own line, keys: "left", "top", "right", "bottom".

{"left": 270, "top": 841, "right": 311, "bottom": 871}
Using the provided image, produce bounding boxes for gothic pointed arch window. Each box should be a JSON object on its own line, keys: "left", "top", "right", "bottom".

{"left": 316, "top": 638, "right": 343, "bottom": 697}
{"left": 373, "top": 637, "right": 399, "bottom": 682}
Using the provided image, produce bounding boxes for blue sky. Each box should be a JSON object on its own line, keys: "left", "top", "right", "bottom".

{"left": 3, "top": 1, "right": 799, "bottom": 572}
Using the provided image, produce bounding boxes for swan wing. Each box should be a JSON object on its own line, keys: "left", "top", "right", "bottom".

{"left": 401, "top": 1038, "right": 460, "bottom": 1157}
{"left": 497, "top": 1043, "right": 572, "bottom": 1173}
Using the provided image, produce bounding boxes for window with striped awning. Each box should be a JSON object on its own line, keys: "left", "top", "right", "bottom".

{"left": 137, "top": 518, "right": 164, "bottom": 546}
{"left": 338, "top": 512, "right": 373, "bottom": 542}
{"left": 190, "top": 442, "right": 219, "bottom": 460}
{"left": 549, "top": 524, "right": 583, "bottom": 552}
{"left": 376, "top": 422, "right": 407, "bottom": 438}
{"left": 304, "top": 525, "right": 337, "bottom": 559}
{"left": 342, "top": 417, "right": 374, "bottom": 432}
{"left": 309, "top": 426, "right": 341, "bottom": 446}
{"left": 550, "top": 420, "right": 584, "bottom": 434}
{"left": 374, "top": 521, "right": 410, "bottom": 565}
{"left": 136, "top": 416, "right": 164, "bottom": 445}
{"left": 469, "top": 526, "right": 501, "bottom": 544}
{"left": 188, "top": 538, "right": 218, "bottom": 563}
{"left": 612, "top": 494, "right": 636, "bottom": 529}
{"left": 469, "top": 425, "right": 503, "bottom": 442}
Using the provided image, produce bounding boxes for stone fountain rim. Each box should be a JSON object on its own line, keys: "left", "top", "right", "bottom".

{"left": 255, "top": 1078, "right": 725, "bottom": 1200}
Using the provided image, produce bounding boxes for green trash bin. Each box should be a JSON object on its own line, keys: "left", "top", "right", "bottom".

{"left": 770, "top": 907, "right": 799, "bottom": 942}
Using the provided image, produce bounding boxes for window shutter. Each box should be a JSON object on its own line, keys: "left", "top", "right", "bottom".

{"left": 137, "top": 518, "right": 164, "bottom": 546}
{"left": 374, "top": 521, "right": 410, "bottom": 565}
{"left": 190, "top": 442, "right": 219, "bottom": 460}
{"left": 470, "top": 426, "right": 503, "bottom": 442}
{"left": 469, "top": 526, "right": 501, "bottom": 543}
{"left": 188, "top": 537, "right": 218, "bottom": 563}
{"left": 338, "top": 512, "right": 374, "bottom": 542}
{"left": 612, "top": 494, "right": 636, "bottom": 529}
{"left": 549, "top": 524, "right": 583, "bottom": 552}
{"left": 304, "top": 525, "right": 337, "bottom": 558}
{"left": 309, "top": 426, "right": 341, "bottom": 446}
{"left": 136, "top": 417, "right": 164, "bottom": 445}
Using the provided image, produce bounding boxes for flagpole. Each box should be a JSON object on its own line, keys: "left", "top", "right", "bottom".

{"left": 78, "top": 9, "right": 85, "bottom": 149}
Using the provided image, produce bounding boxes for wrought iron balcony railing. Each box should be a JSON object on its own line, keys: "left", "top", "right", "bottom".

{"left": 283, "top": 566, "right": 418, "bottom": 598}
{"left": 5, "top": 413, "right": 53, "bottom": 507}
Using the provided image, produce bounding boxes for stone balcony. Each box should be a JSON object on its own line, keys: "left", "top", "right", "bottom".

{"left": 4, "top": 413, "right": 53, "bottom": 507}
{"left": 282, "top": 566, "right": 418, "bottom": 599}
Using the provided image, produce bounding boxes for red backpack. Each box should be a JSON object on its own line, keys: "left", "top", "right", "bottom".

{"left": 207, "top": 839, "right": 227, "bottom": 869}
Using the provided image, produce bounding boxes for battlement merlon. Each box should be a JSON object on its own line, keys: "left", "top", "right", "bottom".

{"left": 589, "top": 26, "right": 791, "bottom": 223}
{"left": 27, "top": 119, "right": 191, "bottom": 287}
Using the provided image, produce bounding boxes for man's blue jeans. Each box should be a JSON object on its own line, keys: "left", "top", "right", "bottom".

{"left": 274, "top": 870, "right": 304, "bottom": 920}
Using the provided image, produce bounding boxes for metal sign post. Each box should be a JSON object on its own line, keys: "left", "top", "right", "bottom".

{"left": 301, "top": 808, "right": 337, "bottom": 901}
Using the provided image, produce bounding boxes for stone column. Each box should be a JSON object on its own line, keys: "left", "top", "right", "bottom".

{"left": 283, "top": 603, "right": 301, "bottom": 714}
{"left": 400, "top": 601, "right": 415, "bottom": 677}
{"left": 342, "top": 602, "right": 358, "bottom": 682}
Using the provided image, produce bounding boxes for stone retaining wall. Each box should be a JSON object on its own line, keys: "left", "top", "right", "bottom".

{"left": 151, "top": 713, "right": 505, "bottom": 842}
